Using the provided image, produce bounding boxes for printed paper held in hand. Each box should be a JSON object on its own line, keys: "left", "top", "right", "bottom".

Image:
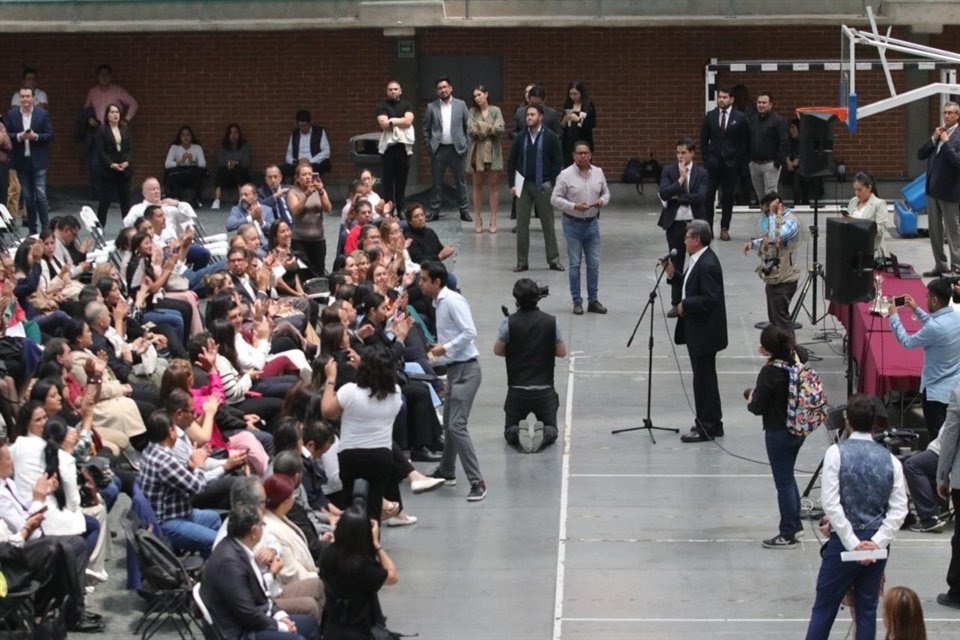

{"left": 514, "top": 171, "right": 524, "bottom": 195}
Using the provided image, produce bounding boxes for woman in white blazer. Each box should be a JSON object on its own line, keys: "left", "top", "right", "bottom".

{"left": 845, "top": 171, "right": 889, "bottom": 257}
{"left": 263, "top": 473, "right": 325, "bottom": 620}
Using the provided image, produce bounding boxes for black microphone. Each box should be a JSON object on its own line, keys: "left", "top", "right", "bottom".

{"left": 658, "top": 248, "right": 678, "bottom": 264}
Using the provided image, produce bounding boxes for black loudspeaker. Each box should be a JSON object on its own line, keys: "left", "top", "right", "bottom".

{"left": 825, "top": 217, "right": 876, "bottom": 304}
{"left": 798, "top": 111, "right": 837, "bottom": 178}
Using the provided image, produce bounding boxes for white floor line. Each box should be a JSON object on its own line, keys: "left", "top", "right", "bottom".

{"left": 561, "top": 616, "right": 960, "bottom": 623}
{"left": 572, "top": 369, "right": 844, "bottom": 375}
{"left": 570, "top": 473, "right": 794, "bottom": 478}
{"left": 552, "top": 355, "right": 576, "bottom": 640}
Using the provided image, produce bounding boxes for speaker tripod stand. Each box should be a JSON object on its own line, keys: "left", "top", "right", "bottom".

{"left": 612, "top": 263, "right": 680, "bottom": 443}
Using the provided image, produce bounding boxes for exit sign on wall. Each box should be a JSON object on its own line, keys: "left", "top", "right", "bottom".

{"left": 398, "top": 40, "right": 415, "bottom": 58}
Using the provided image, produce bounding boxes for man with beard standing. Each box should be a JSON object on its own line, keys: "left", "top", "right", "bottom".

{"left": 376, "top": 81, "right": 415, "bottom": 212}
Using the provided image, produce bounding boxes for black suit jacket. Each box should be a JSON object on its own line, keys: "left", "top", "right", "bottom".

{"left": 91, "top": 330, "right": 133, "bottom": 384}
{"left": 511, "top": 104, "right": 562, "bottom": 139}
{"left": 230, "top": 272, "right": 265, "bottom": 307}
{"left": 94, "top": 124, "right": 133, "bottom": 174}
{"left": 5, "top": 107, "right": 53, "bottom": 171}
{"left": 673, "top": 247, "right": 728, "bottom": 356}
{"left": 200, "top": 537, "right": 279, "bottom": 640}
{"left": 917, "top": 130, "right": 960, "bottom": 203}
{"left": 700, "top": 106, "right": 749, "bottom": 172}
{"left": 657, "top": 163, "right": 709, "bottom": 229}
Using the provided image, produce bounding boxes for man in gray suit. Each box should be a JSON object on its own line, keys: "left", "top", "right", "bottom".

{"left": 423, "top": 76, "right": 472, "bottom": 222}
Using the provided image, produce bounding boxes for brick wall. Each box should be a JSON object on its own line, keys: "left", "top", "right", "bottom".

{"left": 1, "top": 25, "right": 957, "bottom": 188}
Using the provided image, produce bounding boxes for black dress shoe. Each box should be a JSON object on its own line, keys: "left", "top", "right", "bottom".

{"left": 410, "top": 446, "right": 443, "bottom": 462}
{"left": 549, "top": 262, "right": 565, "bottom": 272}
{"left": 513, "top": 264, "right": 529, "bottom": 272}
{"left": 923, "top": 269, "right": 945, "bottom": 277}
{"left": 587, "top": 301, "right": 607, "bottom": 314}
{"left": 460, "top": 211, "right": 473, "bottom": 222}
{"left": 573, "top": 303, "right": 584, "bottom": 315}
{"left": 69, "top": 616, "right": 105, "bottom": 633}
{"left": 680, "top": 430, "right": 711, "bottom": 443}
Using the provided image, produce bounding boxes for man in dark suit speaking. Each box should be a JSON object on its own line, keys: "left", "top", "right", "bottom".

{"left": 664, "top": 219, "right": 729, "bottom": 443}
{"left": 658, "top": 137, "right": 709, "bottom": 317}
{"left": 700, "top": 86, "right": 749, "bottom": 241}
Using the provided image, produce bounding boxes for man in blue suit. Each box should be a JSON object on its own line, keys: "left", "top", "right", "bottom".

{"left": 423, "top": 76, "right": 471, "bottom": 222}
{"left": 917, "top": 101, "right": 960, "bottom": 277}
{"left": 6, "top": 86, "right": 53, "bottom": 233}
{"left": 658, "top": 138, "right": 709, "bottom": 316}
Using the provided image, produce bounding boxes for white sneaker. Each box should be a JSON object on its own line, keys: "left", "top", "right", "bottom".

{"left": 384, "top": 512, "right": 418, "bottom": 527}
{"left": 211, "top": 199, "right": 221, "bottom": 210}
{"left": 518, "top": 419, "right": 545, "bottom": 453}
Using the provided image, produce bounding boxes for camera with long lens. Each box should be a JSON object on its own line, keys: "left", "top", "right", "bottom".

{"left": 759, "top": 255, "right": 781, "bottom": 277}
{"left": 537, "top": 284, "right": 550, "bottom": 299}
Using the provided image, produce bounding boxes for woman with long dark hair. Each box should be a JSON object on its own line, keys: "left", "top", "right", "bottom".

{"left": 319, "top": 502, "right": 398, "bottom": 640}
{"left": 12, "top": 238, "right": 72, "bottom": 336}
{"left": 746, "top": 324, "right": 808, "bottom": 549}
{"left": 212, "top": 122, "right": 251, "bottom": 210}
{"left": 560, "top": 81, "right": 597, "bottom": 165}
{"left": 466, "top": 84, "right": 505, "bottom": 233}
{"left": 163, "top": 125, "right": 207, "bottom": 208}
{"left": 321, "top": 344, "right": 401, "bottom": 522}
{"left": 124, "top": 230, "right": 196, "bottom": 341}
{"left": 95, "top": 102, "right": 133, "bottom": 225}
{"left": 845, "top": 171, "right": 889, "bottom": 256}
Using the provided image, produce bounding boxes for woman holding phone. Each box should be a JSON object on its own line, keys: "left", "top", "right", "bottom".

{"left": 844, "top": 171, "right": 888, "bottom": 256}
{"left": 287, "top": 160, "right": 332, "bottom": 278}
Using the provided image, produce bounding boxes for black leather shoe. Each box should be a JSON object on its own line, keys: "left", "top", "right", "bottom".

{"left": 410, "top": 446, "right": 443, "bottom": 462}
{"left": 714, "top": 422, "right": 724, "bottom": 437}
{"left": 69, "top": 616, "right": 105, "bottom": 633}
{"left": 513, "top": 264, "right": 529, "bottom": 272}
{"left": 587, "top": 301, "right": 607, "bottom": 314}
{"left": 573, "top": 303, "right": 584, "bottom": 315}
{"left": 923, "top": 269, "right": 945, "bottom": 277}
{"left": 427, "top": 211, "right": 441, "bottom": 222}
{"left": 667, "top": 306, "right": 679, "bottom": 318}
{"left": 549, "top": 262, "right": 565, "bottom": 272}
{"left": 680, "top": 429, "right": 711, "bottom": 443}
{"left": 460, "top": 211, "right": 473, "bottom": 222}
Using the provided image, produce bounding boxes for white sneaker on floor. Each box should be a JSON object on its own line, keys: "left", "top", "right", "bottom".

{"left": 518, "top": 419, "right": 544, "bottom": 453}
{"left": 211, "top": 199, "right": 221, "bottom": 210}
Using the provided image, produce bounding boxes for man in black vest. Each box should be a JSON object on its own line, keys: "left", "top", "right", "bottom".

{"left": 494, "top": 278, "right": 567, "bottom": 452}
{"left": 281, "top": 109, "right": 331, "bottom": 182}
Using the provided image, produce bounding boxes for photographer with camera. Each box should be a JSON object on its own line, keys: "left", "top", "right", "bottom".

{"left": 887, "top": 278, "right": 960, "bottom": 440}
{"left": 494, "top": 278, "right": 567, "bottom": 453}
{"left": 743, "top": 192, "right": 801, "bottom": 329}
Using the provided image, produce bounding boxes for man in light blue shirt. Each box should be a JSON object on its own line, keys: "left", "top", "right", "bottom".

{"left": 888, "top": 277, "right": 960, "bottom": 439}
{"left": 419, "top": 259, "right": 487, "bottom": 502}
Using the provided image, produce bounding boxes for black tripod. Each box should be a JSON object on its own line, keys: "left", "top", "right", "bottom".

{"left": 612, "top": 263, "right": 680, "bottom": 442}
{"left": 790, "top": 195, "right": 830, "bottom": 328}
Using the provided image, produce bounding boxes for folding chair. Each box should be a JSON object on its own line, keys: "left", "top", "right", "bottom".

{"left": 78, "top": 205, "right": 110, "bottom": 251}
{"left": 0, "top": 580, "right": 40, "bottom": 638}
{"left": 191, "top": 584, "right": 225, "bottom": 640}
{"left": 0, "top": 204, "right": 22, "bottom": 246}
{"left": 122, "top": 508, "right": 201, "bottom": 640}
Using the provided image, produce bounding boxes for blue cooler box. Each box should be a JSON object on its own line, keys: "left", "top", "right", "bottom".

{"left": 894, "top": 201, "right": 918, "bottom": 237}
{"left": 895, "top": 174, "right": 926, "bottom": 237}
{"left": 901, "top": 174, "right": 927, "bottom": 212}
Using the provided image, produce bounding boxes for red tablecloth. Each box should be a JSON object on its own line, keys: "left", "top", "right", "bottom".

{"left": 827, "top": 272, "right": 926, "bottom": 397}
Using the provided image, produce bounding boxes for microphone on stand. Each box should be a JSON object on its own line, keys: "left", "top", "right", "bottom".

{"left": 658, "top": 248, "right": 678, "bottom": 265}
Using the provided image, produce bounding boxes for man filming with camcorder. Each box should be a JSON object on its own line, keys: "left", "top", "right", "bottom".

{"left": 742, "top": 192, "right": 801, "bottom": 329}
{"left": 887, "top": 277, "right": 960, "bottom": 440}
{"left": 494, "top": 278, "right": 567, "bottom": 453}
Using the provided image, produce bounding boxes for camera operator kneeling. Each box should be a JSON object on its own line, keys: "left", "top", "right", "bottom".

{"left": 494, "top": 278, "right": 567, "bottom": 453}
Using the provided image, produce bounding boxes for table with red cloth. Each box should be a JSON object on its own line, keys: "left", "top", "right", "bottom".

{"left": 827, "top": 271, "right": 926, "bottom": 398}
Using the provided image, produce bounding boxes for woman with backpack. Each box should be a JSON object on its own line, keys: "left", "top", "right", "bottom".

{"left": 746, "top": 324, "right": 811, "bottom": 549}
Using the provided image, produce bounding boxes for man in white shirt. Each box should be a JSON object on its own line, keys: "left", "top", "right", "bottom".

{"left": 805, "top": 394, "right": 908, "bottom": 639}
{"left": 422, "top": 77, "right": 471, "bottom": 222}
{"left": 281, "top": 109, "right": 330, "bottom": 181}
{"left": 9, "top": 68, "right": 48, "bottom": 109}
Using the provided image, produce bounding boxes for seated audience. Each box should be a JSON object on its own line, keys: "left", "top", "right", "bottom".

{"left": 163, "top": 125, "right": 207, "bottom": 208}
{"left": 227, "top": 183, "right": 275, "bottom": 245}
{"left": 213, "top": 123, "right": 251, "bottom": 210}
{"left": 140, "top": 410, "right": 221, "bottom": 558}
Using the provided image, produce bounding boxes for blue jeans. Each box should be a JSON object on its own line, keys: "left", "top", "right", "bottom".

{"left": 100, "top": 475, "right": 123, "bottom": 511}
{"left": 17, "top": 166, "right": 49, "bottom": 233}
{"left": 254, "top": 614, "right": 318, "bottom": 639}
{"left": 764, "top": 428, "right": 805, "bottom": 538}
{"left": 144, "top": 308, "right": 185, "bottom": 344}
{"left": 186, "top": 245, "right": 212, "bottom": 269}
{"left": 33, "top": 310, "right": 72, "bottom": 337}
{"left": 159, "top": 509, "right": 221, "bottom": 559}
{"left": 82, "top": 513, "right": 100, "bottom": 559}
{"left": 805, "top": 531, "right": 886, "bottom": 640}
{"left": 562, "top": 215, "right": 601, "bottom": 304}
{"left": 185, "top": 259, "right": 227, "bottom": 293}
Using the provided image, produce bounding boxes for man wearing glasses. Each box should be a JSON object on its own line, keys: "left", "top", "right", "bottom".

{"left": 918, "top": 101, "right": 960, "bottom": 277}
